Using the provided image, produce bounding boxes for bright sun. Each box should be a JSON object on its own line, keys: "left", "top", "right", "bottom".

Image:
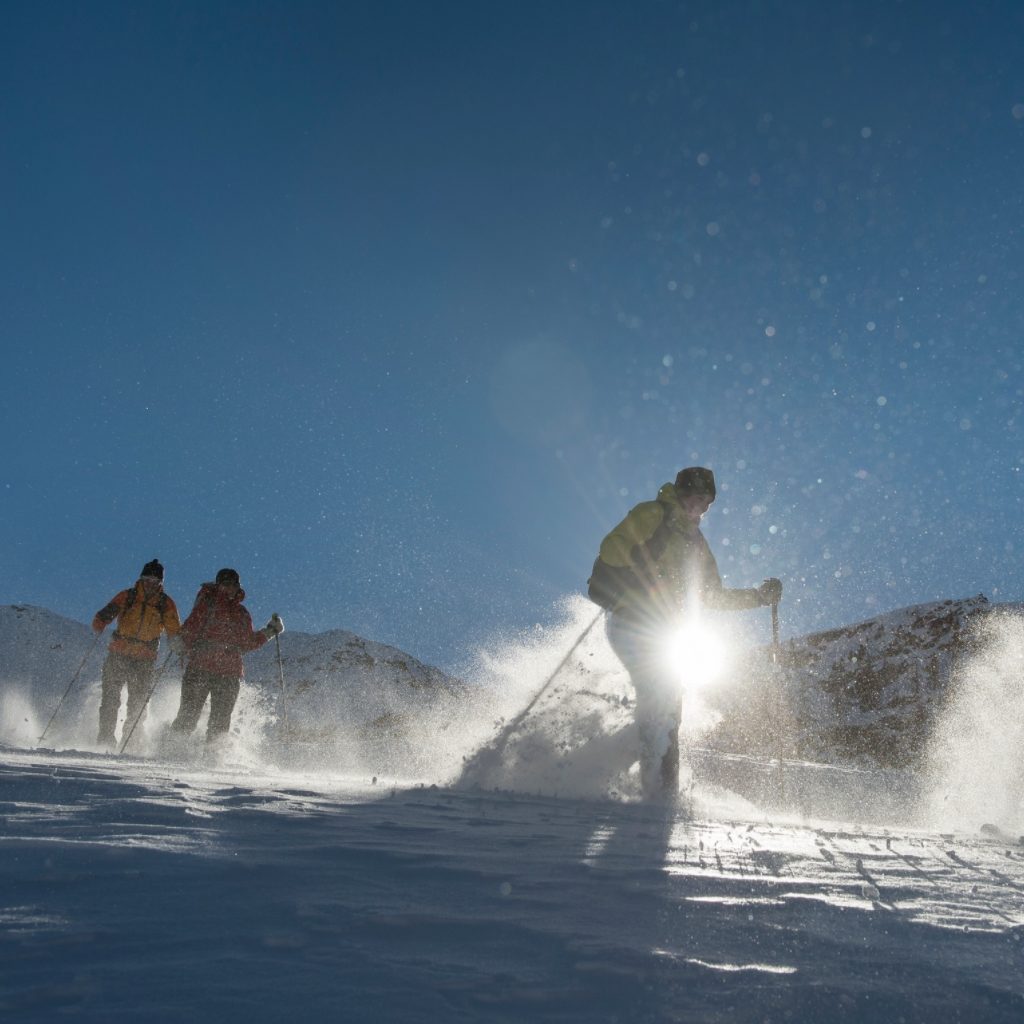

{"left": 660, "top": 621, "right": 728, "bottom": 689}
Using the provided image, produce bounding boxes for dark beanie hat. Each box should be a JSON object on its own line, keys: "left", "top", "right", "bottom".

{"left": 215, "top": 567, "right": 240, "bottom": 586}
{"left": 140, "top": 559, "right": 164, "bottom": 581}
{"left": 674, "top": 466, "right": 716, "bottom": 500}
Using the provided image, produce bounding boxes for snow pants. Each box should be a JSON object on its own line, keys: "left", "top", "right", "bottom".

{"left": 97, "top": 650, "right": 154, "bottom": 750}
{"left": 170, "top": 664, "right": 240, "bottom": 743}
{"left": 606, "top": 614, "right": 682, "bottom": 800}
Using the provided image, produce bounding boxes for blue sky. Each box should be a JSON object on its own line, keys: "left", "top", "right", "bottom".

{"left": 2, "top": 1, "right": 1022, "bottom": 670}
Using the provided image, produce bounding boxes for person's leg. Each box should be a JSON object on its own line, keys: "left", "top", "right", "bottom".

{"left": 607, "top": 616, "right": 682, "bottom": 799}
{"left": 122, "top": 659, "right": 155, "bottom": 752}
{"left": 206, "top": 676, "right": 241, "bottom": 742}
{"left": 633, "top": 679, "right": 681, "bottom": 798}
{"left": 170, "top": 664, "right": 212, "bottom": 735}
{"left": 97, "top": 652, "right": 129, "bottom": 746}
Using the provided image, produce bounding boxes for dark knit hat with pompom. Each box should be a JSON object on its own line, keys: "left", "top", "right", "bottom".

{"left": 140, "top": 559, "right": 164, "bottom": 581}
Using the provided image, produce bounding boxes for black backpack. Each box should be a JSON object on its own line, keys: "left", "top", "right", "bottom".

{"left": 587, "top": 557, "right": 634, "bottom": 611}
{"left": 587, "top": 513, "right": 674, "bottom": 611}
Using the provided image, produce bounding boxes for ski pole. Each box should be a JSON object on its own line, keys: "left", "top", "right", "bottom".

{"left": 274, "top": 626, "right": 288, "bottom": 730}
{"left": 38, "top": 631, "right": 103, "bottom": 745}
{"left": 463, "top": 608, "right": 605, "bottom": 775}
{"left": 118, "top": 650, "right": 175, "bottom": 755}
{"left": 771, "top": 599, "right": 780, "bottom": 664}
{"left": 769, "top": 599, "right": 786, "bottom": 803}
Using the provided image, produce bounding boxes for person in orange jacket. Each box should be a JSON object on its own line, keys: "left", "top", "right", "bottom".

{"left": 92, "top": 559, "right": 181, "bottom": 751}
{"left": 168, "top": 567, "right": 283, "bottom": 747}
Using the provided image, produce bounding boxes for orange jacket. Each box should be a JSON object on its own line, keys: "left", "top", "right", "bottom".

{"left": 93, "top": 581, "right": 181, "bottom": 662}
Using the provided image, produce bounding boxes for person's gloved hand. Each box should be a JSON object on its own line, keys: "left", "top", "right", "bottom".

{"left": 759, "top": 578, "right": 783, "bottom": 605}
{"left": 263, "top": 613, "right": 285, "bottom": 639}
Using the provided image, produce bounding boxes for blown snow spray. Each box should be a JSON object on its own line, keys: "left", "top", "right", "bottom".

{"left": 922, "top": 609, "right": 1024, "bottom": 833}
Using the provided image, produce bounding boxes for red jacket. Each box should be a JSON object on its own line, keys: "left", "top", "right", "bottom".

{"left": 180, "top": 582, "right": 268, "bottom": 678}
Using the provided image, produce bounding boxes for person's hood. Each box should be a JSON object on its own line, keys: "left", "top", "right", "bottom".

{"left": 199, "top": 580, "right": 246, "bottom": 603}
{"left": 656, "top": 482, "right": 699, "bottom": 531}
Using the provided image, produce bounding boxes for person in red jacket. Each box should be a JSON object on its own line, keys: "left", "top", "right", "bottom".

{"left": 169, "top": 567, "right": 284, "bottom": 746}
{"left": 92, "top": 559, "right": 181, "bottom": 751}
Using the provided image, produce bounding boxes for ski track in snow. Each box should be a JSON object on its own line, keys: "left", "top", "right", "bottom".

{"left": 2, "top": 744, "right": 1024, "bottom": 1022}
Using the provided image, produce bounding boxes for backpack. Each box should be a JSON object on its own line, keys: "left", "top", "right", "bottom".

{"left": 587, "top": 556, "right": 634, "bottom": 611}
{"left": 110, "top": 585, "right": 170, "bottom": 649}
{"left": 588, "top": 512, "right": 675, "bottom": 611}
{"left": 121, "top": 586, "right": 169, "bottom": 618}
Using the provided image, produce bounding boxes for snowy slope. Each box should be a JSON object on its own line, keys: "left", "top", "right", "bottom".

{"left": 1, "top": 743, "right": 1022, "bottom": 1023}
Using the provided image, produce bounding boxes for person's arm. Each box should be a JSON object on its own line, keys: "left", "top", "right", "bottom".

{"left": 179, "top": 589, "right": 211, "bottom": 651}
{"left": 237, "top": 607, "right": 271, "bottom": 653}
{"left": 92, "top": 591, "right": 126, "bottom": 633}
{"left": 697, "top": 537, "right": 774, "bottom": 611}
{"left": 162, "top": 596, "right": 182, "bottom": 637}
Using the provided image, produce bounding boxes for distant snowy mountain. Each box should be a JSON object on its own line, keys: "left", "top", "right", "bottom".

{"left": 0, "top": 605, "right": 95, "bottom": 715}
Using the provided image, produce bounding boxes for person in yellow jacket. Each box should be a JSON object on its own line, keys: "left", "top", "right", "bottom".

{"left": 92, "top": 559, "right": 181, "bottom": 751}
{"left": 589, "top": 467, "right": 782, "bottom": 800}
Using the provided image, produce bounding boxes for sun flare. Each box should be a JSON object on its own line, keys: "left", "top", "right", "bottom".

{"left": 660, "top": 621, "right": 728, "bottom": 688}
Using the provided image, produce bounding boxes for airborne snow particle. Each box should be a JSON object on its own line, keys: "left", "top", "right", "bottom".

{"left": 877, "top": 396, "right": 887, "bottom": 406}
{"left": 706, "top": 221, "right": 720, "bottom": 236}
{"left": 1013, "top": 103, "right": 1024, "bottom": 120}
{"left": 765, "top": 325, "right": 776, "bottom": 337}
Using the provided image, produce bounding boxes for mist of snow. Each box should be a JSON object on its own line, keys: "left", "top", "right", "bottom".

{"left": 923, "top": 609, "right": 1024, "bottom": 832}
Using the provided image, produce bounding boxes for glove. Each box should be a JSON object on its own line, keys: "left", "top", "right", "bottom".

{"left": 263, "top": 613, "right": 284, "bottom": 639}
{"left": 759, "top": 578, "right": 783, "bottom": 605}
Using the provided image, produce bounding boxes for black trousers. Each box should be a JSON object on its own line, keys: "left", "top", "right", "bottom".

{"left": 170, "top": 664, "right": 240, "bottom": 742}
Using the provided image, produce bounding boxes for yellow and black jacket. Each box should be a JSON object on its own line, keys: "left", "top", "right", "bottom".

{"left": 590, "top": 482, "right": 763, "bottom": 623}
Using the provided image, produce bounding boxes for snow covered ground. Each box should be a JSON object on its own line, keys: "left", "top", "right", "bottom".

{"left": 2, "top": 741, "right": 1023, "bottom": 1023}
{"left": 5, "top": 596, "right": 1024, "bottom": 1019}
